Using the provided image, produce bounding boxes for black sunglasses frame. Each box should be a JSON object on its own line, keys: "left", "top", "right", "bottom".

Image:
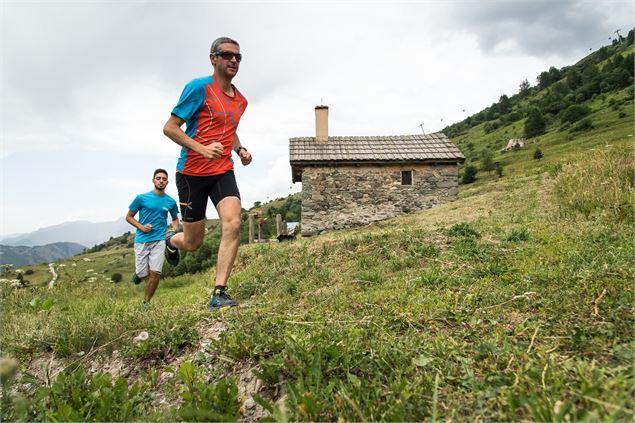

{"left": 213, "top": 50, "right": 242, "bottom": 62}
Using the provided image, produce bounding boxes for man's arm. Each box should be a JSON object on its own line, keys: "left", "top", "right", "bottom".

{"left": 163, "top": 115, "right": 224, "bottom": 160}
{"left": 126, "top": 210, "right": 152, "bottom": 233}
{"left": 170, "top": 217, "right": 180, "bottom": 232}
{"left": 233, "top": 134, "right": 252, "bottom": 165}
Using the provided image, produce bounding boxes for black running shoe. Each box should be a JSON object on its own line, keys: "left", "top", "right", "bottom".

{"left": 208, "top": 290, "right": 238, "bottom": 310}
{"left": 165, "top": 231, "right": 180, "bottom": 266}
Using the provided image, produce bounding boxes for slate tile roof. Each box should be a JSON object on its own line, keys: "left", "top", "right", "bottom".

{"left": 289, "top": 132, "right": 465, "bottom": 164}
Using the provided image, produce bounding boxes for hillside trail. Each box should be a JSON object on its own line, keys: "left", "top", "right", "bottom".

{"left": 47, "top": 263, "right": 58, "bottom": 289}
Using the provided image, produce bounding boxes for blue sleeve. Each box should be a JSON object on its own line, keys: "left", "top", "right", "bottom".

{"left": 169, "top": 200, "right": 179, "bottom": 219}
{"left": 172, "top": 78, "right": 206, "bottom": 121}
{"left": 128, "top": 195, "right": 141, "bottom": 213}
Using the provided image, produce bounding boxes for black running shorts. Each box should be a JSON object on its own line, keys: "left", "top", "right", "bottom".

{"left": 175, "top": 171, "right": 241, "bottom": 222}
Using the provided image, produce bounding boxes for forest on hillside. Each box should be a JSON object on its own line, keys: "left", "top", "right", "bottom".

{"left": 443, "top": 28, "right": 634, "bottom": 143}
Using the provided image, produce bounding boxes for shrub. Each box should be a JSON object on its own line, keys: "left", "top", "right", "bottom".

{"left": 111, "top": 273, "right": 122, "bottom": 283}
{"left": 24, "top": 269, "right": 35, "bottom": 275}
{"left": 4, "top": 368, "right": 150, "bottom": 421}
{"left": 533, "top": 148, "right": 544, "bottom": 160}
{"left": 461, "top": 165, "right": 478, "bottom": 184}
{"left": 571, "top": 118, "right": 593, "bottom": 132}
{"left": 561, "top": 104, "right": 591, "bottom": 124}
{"left": 175, "top": 362, "right": 240, "bottom": 421}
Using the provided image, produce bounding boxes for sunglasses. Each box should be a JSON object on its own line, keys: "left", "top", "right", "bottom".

{"left": 213, "top": 50, "right": 242, "bottom": 62}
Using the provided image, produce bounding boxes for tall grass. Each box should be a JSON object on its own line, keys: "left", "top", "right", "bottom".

{"left": 554, "top": 146, "right": 634, "bottom": 223}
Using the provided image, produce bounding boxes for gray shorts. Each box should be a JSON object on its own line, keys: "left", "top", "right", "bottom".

{"left": 134, "top": 240, "right": 166, "bottom": 277}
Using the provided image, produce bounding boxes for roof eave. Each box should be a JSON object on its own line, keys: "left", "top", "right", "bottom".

{"left": 289, "top": 158, "right": 465, "bottom": 166}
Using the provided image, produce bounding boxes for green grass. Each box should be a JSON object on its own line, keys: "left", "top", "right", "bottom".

{"left": 1, "top": 73, "right": 634, "bottom": 421}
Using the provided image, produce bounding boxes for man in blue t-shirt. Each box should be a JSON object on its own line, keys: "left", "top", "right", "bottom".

{"left": 126, "top": 169, "right": 180, "bottom": 307}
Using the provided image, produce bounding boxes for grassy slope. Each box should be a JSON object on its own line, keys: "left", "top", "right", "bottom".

{"left": 1, "top": 81, "right": 633, "bottom": 422}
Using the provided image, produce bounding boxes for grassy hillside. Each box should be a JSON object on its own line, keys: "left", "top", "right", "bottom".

{"left": 1, "top": 46, "right": 633, "bottom": 421}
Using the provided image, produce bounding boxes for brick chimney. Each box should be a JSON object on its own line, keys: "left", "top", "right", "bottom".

{"left": 315, "top": 105, "right": 328, "bottom": 143}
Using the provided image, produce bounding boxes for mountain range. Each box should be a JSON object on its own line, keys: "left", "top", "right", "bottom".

{"left": 0, "top": 218, "right": 131, "bottom": 248}
{"left": 0, "top": 242, "right": 86, "bottom": 267}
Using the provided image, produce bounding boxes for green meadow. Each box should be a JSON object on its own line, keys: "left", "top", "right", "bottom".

{"left": 1, "top": 47, "right": 633, "bottom": 421}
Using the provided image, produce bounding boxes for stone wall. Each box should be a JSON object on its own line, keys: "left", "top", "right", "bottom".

{"left": 300, "top": 163, "right": 459, "bottom": 235}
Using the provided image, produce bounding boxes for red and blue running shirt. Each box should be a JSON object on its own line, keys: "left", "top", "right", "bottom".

{"left": 171, "top": 75, "right": 248, "bottom": 176}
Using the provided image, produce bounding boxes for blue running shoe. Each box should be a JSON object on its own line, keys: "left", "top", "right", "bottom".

{"left": 165, "top": 230, "right": 180, "bottom": 266}
{"left": 208, "top": 290, "right": 238, "bottom": 310}
{"left": 132, "top": 273, "right": 142, "bottom": 285}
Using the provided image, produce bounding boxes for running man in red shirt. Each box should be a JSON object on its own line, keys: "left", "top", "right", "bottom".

{"left": 163, "top": 36, "right": 252, "bottom": 310}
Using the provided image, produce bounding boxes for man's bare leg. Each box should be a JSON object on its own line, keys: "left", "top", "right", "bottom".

{"left": 169, "top": 221, "right": 206, "bottom": 252}
{"left": 214, "top": 196, "right": 242, "bottom": 287}
{"left": 144, "top": 271, "right": 161, "bottom": 302}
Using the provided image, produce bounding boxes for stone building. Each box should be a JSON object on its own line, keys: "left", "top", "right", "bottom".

{"left": 289, "top": 106, "right": 465, "bottom": 236}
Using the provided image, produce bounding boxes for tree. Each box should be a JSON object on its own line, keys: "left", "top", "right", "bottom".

{"left": 461, "top": 165, "right": 478, "bottom": 184}
{"left": 533, "top": 148, "right": 544, "bottom": 160}
{"left": 566, "top": 68, "right": 582, "bottom": 90}
{"left": 498, "top": 95, "right": 512, "bottom": 114}
{"left": 537, "top": 71, "right": 552, "bottom": 89}
{"left": 581, "top": 63, "right": 599, "bottom": 84}
{"left": 548, "top": 66, "right": 563, "bottom": 84}
{"left": 524, "top": 108, "right": 547, "bottom": 138}
{"left": 519, "top": 79, "right": 531, "bottom": 97}
{"left": 495, "top": 162, "right": 504, "bottom": 177}
{"left": 623, "top": 53, "right": 634, "bottom": 76}
{"left": 480, "top": 149, "right": 496, "bottom": 174}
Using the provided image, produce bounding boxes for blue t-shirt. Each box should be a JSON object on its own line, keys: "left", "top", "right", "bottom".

{"left": 128, "top": 191, "right": 179, "bottom": 243}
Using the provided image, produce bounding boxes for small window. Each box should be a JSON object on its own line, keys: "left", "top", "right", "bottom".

{"left": 401, "top": 170, "right": 413, "bottom": 185}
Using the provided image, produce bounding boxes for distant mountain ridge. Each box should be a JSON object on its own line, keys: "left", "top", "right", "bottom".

{"left": 1, "top": 218, "right": 131, "bottom": 248}
{"left": 0, "top": 242, "right": 86, "bottom": 266}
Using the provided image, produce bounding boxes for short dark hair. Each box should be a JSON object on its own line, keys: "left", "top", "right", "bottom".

{"left": 210, "top": 37, "right": 239, "bottom": 54}
{"left": 153, "top": 168, "right": 168, "bottom": 178}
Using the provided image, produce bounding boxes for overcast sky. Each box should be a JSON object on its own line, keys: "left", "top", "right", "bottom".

{"left": 1, "top": 0, "right": 632, "bottom": 236}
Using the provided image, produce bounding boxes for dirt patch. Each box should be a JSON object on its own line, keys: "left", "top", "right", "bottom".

{"left": 25, "top": 353, "right": 66, "bottom": 385}
{"left": 233, "top": 361, "right": 270, "bottom": 422}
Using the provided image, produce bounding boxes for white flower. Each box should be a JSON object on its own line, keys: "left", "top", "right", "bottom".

{"left": 133, "top": 331, "right": 149, "bottom": 343}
